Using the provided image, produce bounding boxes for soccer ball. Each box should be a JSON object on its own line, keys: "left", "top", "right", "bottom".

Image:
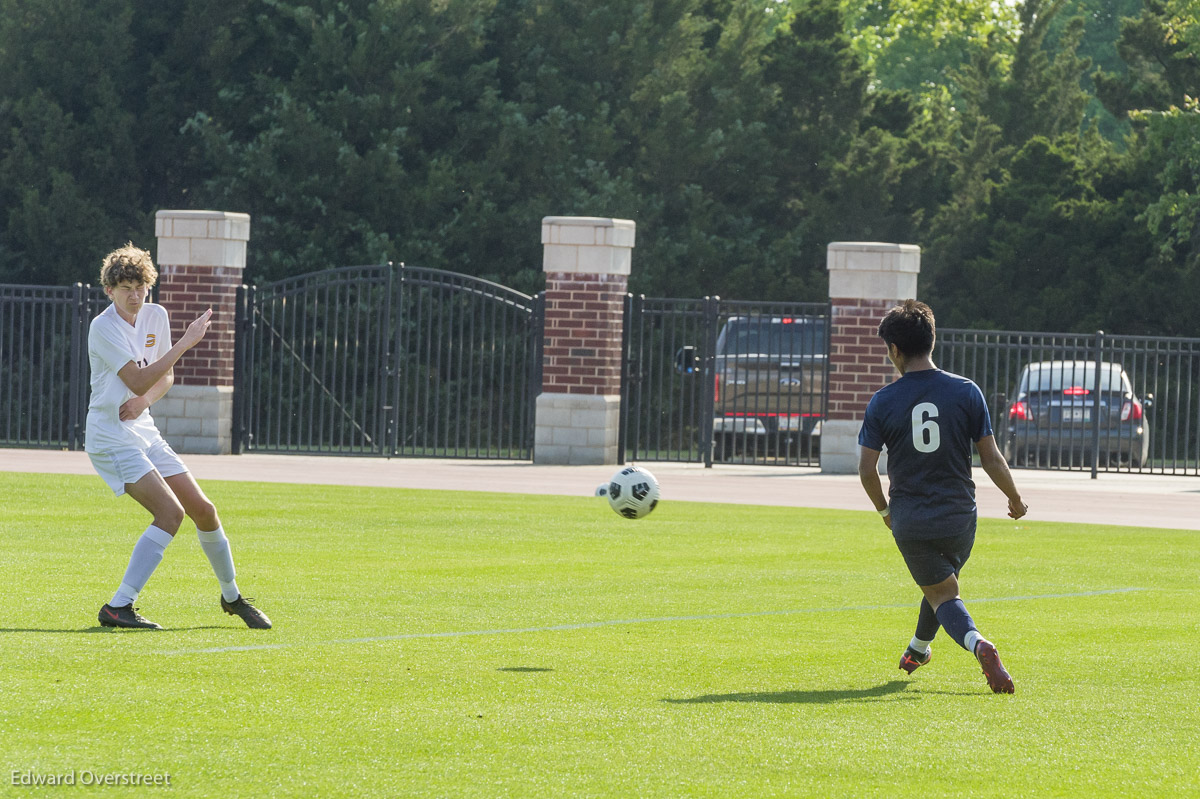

{"left": 602, "top": 465, "right": 661, "bottom": 519}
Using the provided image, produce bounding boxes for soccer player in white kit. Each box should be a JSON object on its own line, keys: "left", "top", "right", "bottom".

{"left": 87, "top": 244, "right": 271, "bottom": 630}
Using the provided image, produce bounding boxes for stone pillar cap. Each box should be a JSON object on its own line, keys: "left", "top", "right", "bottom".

{"left": 542, "top": 216, "right": 636, "bottom": 273}
{"left": 157, "top": 209, "right": 251, "bottom": 221}
{"left": 542, "top": 216, "right": 636, "bottom": 249}
{"left": 828, "top": 241, "right": 920, "bottom": 251}
{"left": 156, "top": 209, "right": 251, "bottom": 268}
{"left": 156, "top": 210, "right": 251, "bottom": 243}
{"left": 827, "top": 242, "right": 920, "bottom": 272}
{"left": 827, "top": 241, "right": 920, "bottom": 301}
{"left": 542, "top": 216, "right": 635, "bottom": 228}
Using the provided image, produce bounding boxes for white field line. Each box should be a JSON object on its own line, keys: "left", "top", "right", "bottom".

{"left": 160, "top": 587, "right": 1144, "bottom": 656}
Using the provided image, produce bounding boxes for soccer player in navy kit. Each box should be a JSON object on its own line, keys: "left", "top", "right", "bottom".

{"left": 857, "top": 300, "right": 1027, "bottom": 694}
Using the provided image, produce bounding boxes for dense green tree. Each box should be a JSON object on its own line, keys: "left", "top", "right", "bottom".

{"left": 1094, "top": 0, "right": 1200, "bottom": 115}
{"left": 1093, "top": 0, "right": 1200, "bottom": 329}
{"left": 841, "top": 0, "right": 1143, "bottom": 141}
{"left": 752, "top": 0, "right": 881, "bottom": 299}
{"left": 0, "top": 1, "right": 143, "bottom": 283}
{"left": 919, "top": 0, "right": 1108, "bottom": 324}
{"left": 475, "top": 0, "right": 781, "bottom": 297}
{"left": 950, "top": 0, "right": 1093, "bottom": 146}
{"left": 0, "top": 1, "right": 248, "bottom": 283}
{"left": 185, "top": 0, "right": 798, "bottom": 297}
{"left": 927, "top": 135, "right": 1165, "bottom": 332}
{"left": 839, "top": 0, "right": 1021, "bottom": 97}
{"left": 1044, "top": 0, "right": 1143, "bottom": 139}
{"left": 185, "top": 0, "right": 499, "bottom": 280}
{"left": 0, "top": 0, "right": 1195, "bottom": 337}
{"left": 1133, "top": 101, "right": 1200, "bottom": 272}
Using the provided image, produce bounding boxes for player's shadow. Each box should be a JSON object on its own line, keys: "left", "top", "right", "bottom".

{"left": 0, "top": 626, "right": 230, "bottom": 634}
{"left": 663, "top": 679, "right": 913, "bottom": 705}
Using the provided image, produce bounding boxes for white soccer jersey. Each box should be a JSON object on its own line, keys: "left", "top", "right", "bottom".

{"left": 85, "top": 302, "right": 173, "bottom": 452}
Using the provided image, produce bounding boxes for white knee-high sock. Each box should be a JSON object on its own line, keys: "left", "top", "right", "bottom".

{"left": 197, "top": 526, "right": 240, "bottom": 602}
{"left": 111, "top": 524, "right": 174, "bottom": 606}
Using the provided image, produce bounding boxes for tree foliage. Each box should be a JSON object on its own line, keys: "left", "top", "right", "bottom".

{"left": 0, "top": 0, "right": 1197, "bottom": 335}
{"left": 1095, "top": 0, "right": 1200, "bottom": 114}
{"left": 1135, "top": 99, "right": 1200, "bottom": 264}
{"left": 839, "top": 0, "right": 1021, "bottom": 96}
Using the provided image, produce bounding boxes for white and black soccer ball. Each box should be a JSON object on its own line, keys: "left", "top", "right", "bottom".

{"left": 603, "top": 465, "right": 661, "bottom": 519}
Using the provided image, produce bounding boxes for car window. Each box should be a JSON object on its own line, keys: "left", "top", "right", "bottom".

{"left": 1021, "top": 363, "right": 1127, "bottom": 392}
{"left": 718, "top": 319, "right": 825, "bottom": 356}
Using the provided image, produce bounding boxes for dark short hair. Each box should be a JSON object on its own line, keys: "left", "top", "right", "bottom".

{"left": 878, "top": 299, "right": 935, "bottom": 357}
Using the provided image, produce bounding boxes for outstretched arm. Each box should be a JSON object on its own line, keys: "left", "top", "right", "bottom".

{"left": 975, "top": 435, "right": 1028, "bottom": 519}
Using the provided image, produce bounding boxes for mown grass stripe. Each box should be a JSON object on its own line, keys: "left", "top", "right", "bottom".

{"left": 161, "top": 587, "right": 1143, "bottom": 656}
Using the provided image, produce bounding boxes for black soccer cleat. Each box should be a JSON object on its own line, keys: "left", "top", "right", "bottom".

{"left": 99, "top": 603, "right": 162, "bottom": 630}
{"left": 221, "top": 595, "right": 272, "bottom": 629}
{"left": 898, "top": 645, "right": 932, "bottom": 674}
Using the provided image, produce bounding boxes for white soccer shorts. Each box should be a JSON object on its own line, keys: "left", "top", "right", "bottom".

{"left": 88, "top": 437, "right": 189, "bottom": 496}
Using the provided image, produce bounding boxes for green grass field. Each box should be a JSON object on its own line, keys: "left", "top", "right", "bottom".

{"left": 2, "top": 472, "right": 1196, "bottom": 798}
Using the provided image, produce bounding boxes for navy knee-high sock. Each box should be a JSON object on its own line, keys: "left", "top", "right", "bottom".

{"left": 934, "top": 598, "right": 979, "bottom": 652}
{"left": 915, "top": 597, "right": 939, "bottom": 642}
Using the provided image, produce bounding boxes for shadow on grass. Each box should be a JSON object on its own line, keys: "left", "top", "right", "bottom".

{"left": 663, "top": 679, "right": 914, "bottom": 705}
{"left": 0, "top": 626, "right": 231, "bottom": 634}
{"left": 497, "top": 666, "right": 554, "bottom": 673}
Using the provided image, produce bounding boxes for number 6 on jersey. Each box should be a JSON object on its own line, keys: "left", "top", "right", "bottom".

{"left": 911, "top": 402, "right": 940, "bottom": 452}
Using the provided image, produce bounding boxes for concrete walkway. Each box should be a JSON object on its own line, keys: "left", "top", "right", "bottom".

{"left": 2, "top": 448, "right": 1195, "bottom": 531}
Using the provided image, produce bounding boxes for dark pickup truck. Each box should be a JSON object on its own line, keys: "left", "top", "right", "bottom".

{"left": 711, "top": 315, "right": 826, "bottom": 460}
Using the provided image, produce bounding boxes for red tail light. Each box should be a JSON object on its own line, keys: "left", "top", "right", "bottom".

{"left": 1121, "top": 398, "right": 1143, "bottom": 421}
{"left": 1008, "top": 401, "right": 1032, "bottom": 421}
{"left": 1062, "top": 386, "right": 1090, "bottom": 396}
{"left": 713, "top": 373, "right": 721, "bottom": 404}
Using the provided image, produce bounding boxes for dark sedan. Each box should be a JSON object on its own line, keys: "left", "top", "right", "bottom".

{"left": 1005, "top": 360, "right": 1151, "bottom": 467}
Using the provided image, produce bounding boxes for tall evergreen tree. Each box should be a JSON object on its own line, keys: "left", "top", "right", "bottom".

{"left": 0, "top": 0, "right": 142, "bottom": 283}
{"left": 921, "top": 0, "right": 1111, "bottom": 328}
{"left": 1094, "top": 0, "right": 1200, "bottom": 116}
{"left": 754, "top": 0, "right": 875, "bottom": 299}
{"left": 1095, "top": 0, "right": 1200, "bottom": 330}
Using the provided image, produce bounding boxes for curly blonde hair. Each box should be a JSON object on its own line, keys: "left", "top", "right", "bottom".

{"left": 100, "top": 243, "right": 158, "bottom": 289}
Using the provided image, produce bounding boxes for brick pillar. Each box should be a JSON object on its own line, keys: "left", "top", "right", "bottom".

{"left": 534, "top": 216, "right": 635, "bottom": 465}
{"left": 152, "top": 210, "right": 250, "bottom": 455}
{"left": 820, "top": 242, "right": 920, "bottom": 474}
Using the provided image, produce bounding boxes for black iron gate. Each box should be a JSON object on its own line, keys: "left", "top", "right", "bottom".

{"left": 235, "top": 264, "right": 543, "bottom": 457}
{"left": 620, "top": 297, "right": 830, "bottom": 466}
{"left": 0, "top": 283, "right": 109, "bottom": 450}
{"left": 6, "top": 273, "right": 1196, "bottom": 477}
{"left": 939, "top": 329, "right": 1200, "bottom": 475}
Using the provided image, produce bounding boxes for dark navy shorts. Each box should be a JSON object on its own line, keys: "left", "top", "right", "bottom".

{"left": 893, "top": 527, "right": 976, "bottom": 587}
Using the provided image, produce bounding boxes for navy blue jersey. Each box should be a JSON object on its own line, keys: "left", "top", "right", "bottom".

{"left": 858, "top": 369, "right": 993, "bottom": 540}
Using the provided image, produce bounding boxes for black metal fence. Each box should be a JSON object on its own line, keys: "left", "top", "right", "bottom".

{"left": 0, "top": 283, "right": 107, "bottom": 449}
{"left": 236, "top": 264, "right": 543, "bottom": 458}
{"left": 620, "top": 297, "right": 830, "bottom": 466}
{"left": 2, "top": 273, "right": 1197, "bottom": 479}
{"left": 939, "top": 329, "right": 1200, "bottom": 475}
